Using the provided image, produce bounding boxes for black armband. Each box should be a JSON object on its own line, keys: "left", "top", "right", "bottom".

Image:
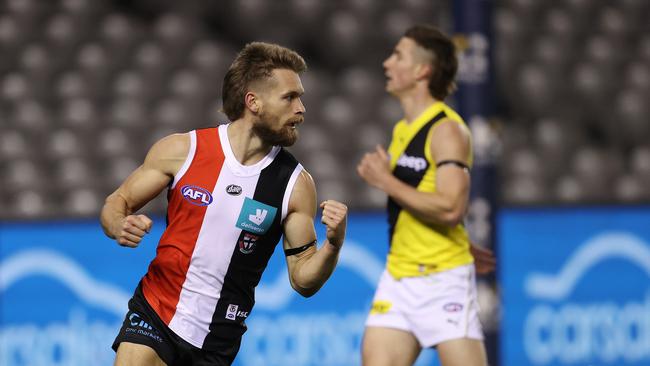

{"left": 436, "top": 160, "right": 470, "bottom": 173}
{"left": 284, "top": 240, "right": 317, "bottom": 256}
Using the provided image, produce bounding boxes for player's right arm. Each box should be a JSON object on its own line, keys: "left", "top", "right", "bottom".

{"left": 357, "top": 120, "right": 471, "bottom": 227}
{"left": 100, "top": 133, "right": 190, "bottom": 248}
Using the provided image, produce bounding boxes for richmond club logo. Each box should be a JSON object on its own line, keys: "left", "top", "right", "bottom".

{"left": 239, "top": 233, "right": 259, "bottom": 254}
{"left": 181, "top": 185, "right": 213, "bottom": 206}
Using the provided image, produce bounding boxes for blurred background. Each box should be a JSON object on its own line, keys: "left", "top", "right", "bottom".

{"left": 1, "top": 0, "right": 649, "bottom": 365}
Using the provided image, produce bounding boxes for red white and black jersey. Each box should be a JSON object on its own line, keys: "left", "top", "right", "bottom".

{"left": 140, "top": 124, "right": 303, "bottom": 349}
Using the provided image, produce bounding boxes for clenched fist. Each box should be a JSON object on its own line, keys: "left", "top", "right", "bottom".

{"left": 319, "top": 200, "right": 347, "bottom": 250}
{"left": 357, "top": 145, "right": 392, "bottom": 191}
{"left": 112, "top": 214, "right": 153, "bottom": 248}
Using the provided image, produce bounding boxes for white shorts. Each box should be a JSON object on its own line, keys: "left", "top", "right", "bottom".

{"left": 365, "top": 264, "right": 484, "bottom": 348}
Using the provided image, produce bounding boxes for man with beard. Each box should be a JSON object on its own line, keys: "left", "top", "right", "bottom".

{"left": 101, "top": 42, "right": 348, "bottom": 366}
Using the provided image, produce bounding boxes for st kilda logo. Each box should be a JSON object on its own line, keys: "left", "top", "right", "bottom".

{"left": 239, "top": 233, "right": 259, "bottom": 254}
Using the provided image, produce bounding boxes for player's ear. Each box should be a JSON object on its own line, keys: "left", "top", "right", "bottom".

{"left": 245, "top": 92, "right": 260, "bottom": 114}
{"left": 415, "top": 63, "right": 432, "bottom": 81}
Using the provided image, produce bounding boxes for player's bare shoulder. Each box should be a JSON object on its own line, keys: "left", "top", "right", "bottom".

{"left": 430, "top": 118, "right": 471, "bottom": 160}
{"left": 431, "top": 118, "right": 470, "bottom": 143}
{"left": 288, "top": 169, "right": 317, "bottom": 216}
{"left": 296, "top": 169, "right": 316, "bottom": 191}
{"left": 144, "top": 133, "right": 192, "bottom": 177}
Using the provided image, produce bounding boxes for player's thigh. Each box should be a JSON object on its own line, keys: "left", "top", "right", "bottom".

{"left": 362, "top": 326, "right": 421, "bottom": 366}
{"left": 437, "top": 338, "right": 487, "bottom": 366}
{"left": 114, "top": 342, "right": 167, "bottom": 366}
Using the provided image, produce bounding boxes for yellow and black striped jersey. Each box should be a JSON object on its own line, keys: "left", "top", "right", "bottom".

{"left": 386, "top": 101, "right": 474, "bottom": 279}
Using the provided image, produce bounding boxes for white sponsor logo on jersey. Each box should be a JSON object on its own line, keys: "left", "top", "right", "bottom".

{"left": 225, "top": 304, "right": 248, "bottom": 320}
{"left": 396, "top": 154, "right": 427, "bottom": 172}
{"left": 249, "top": 209, "right": 268, "bottom": 226}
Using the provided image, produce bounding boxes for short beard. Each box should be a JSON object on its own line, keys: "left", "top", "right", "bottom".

{"left": 252, "top": 112, "right": 299, "bottom": 147}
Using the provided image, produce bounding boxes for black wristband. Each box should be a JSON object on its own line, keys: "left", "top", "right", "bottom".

{"left": 284, "top": 240, "right": 316, "bottom": 256}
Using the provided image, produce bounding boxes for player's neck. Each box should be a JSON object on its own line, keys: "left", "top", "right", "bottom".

{"left": 398, "top": 90, "right": 437, "bottom": 124}
{"left": 226, "top": 120, "right": 273, "bottom": 166}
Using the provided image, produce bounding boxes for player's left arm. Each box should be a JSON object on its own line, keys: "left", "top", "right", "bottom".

{"left": 282, "top": 170, "right": 347, "bottom": 298}
{"left": 357, "top": 119, "right": 471, "bottom": 227}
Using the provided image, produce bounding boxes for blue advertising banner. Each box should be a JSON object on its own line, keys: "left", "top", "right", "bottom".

{"left": 499, "top": 207, "right": 650, "bottom": 366}
{"left": 0, "top": 214, "right": 440, "bottom": 366}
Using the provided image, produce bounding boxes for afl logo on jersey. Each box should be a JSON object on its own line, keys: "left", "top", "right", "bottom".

{"left": 226, "top": 184, "right": 242, "bottom": 196}
{"left": 181, "top": 185, "right": 213, "bottom": 206}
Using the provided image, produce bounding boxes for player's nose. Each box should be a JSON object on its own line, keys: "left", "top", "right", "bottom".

{"left": 295, "top": 98, "right": 305, "bottom": 114}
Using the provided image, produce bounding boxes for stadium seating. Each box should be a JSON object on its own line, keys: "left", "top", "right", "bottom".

{"left": 1, "top": 0, "right": 648, "bottom": 219}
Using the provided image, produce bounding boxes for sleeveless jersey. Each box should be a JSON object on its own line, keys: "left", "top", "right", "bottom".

{"left": 141, "top": 124, "right": 303, "bottom": 349}
{"left": 386, "top": 101, "right": 474, "bottom": 279}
